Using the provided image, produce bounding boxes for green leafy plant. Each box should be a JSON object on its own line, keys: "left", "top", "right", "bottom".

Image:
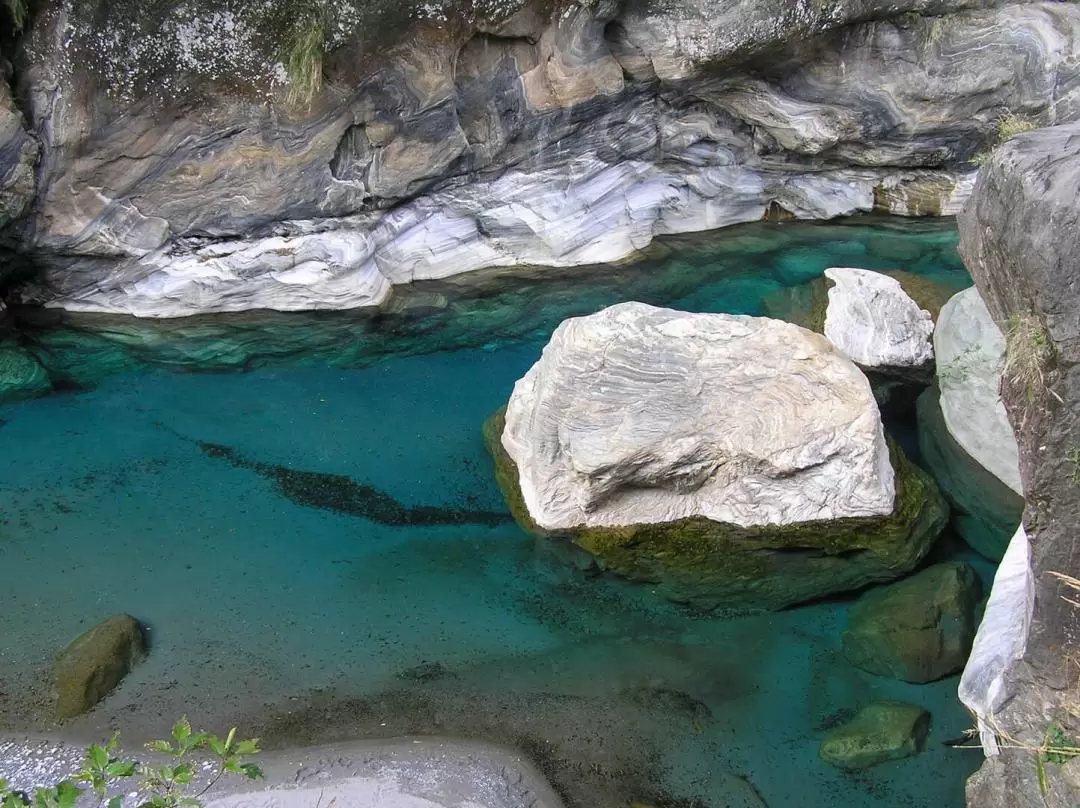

{"left": 0, "top": 719, "right": 262, "bottom": 808}
{"left": 1067, "top": 447, "right": 1080, "bottom": 487}
{"left": 937, "top": 345, "right": 987, "bottom": 386}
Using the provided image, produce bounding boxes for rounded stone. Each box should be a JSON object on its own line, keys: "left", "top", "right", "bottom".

{"left": 819, "top": 701, "right": 931, "bottom": 771}
{"left": 842, "top": 561, "right": 983, "bottom": 683}
{"left": 52, "top": 614, "right": 147, "bottom": 720}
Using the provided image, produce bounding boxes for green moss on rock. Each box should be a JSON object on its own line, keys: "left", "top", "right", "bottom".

{"left": 842, "top": 560, "right": 982, "bottom": 683}
{"left": 53, "top": 614, "right": 147, "bottom": 720}
{"left": 483, "top": 408, "right": 948, "bottom": 612}
{"left": 819, "top": 701, "right": 931, "bottom": 771}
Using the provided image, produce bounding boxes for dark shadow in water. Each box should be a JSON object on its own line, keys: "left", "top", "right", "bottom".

{"left": 194, "top": 439, "right": 511, "bottom": 527}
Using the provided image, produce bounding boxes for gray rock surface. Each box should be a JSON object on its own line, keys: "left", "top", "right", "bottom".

{"left": 0, "top": 66, "right": 36, "bottom": 231}
{"left": 958, "top": 121, "right": 1080, "bottom": 808}
{"left": 7, "top": 2, "right": 1080, "bottom": 315}
{"left": 819, "top": 701, "right": 931, "bottom": 771}
{"left": 822, "top": 267, "right": 934, "bottom": 379}
{"left": 501, "top": 301, "right": 894, "bottom": 532}
{"left": 843, "top": 561, "right": 982, "bottom": 683}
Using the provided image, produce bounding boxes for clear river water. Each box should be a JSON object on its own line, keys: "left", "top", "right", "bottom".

{"left": 0, "top": 218, "right": 991, "bottom": 807}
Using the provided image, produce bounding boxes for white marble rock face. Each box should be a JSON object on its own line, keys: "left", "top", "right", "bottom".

{"left": 501, "top": 302, "right": 896, "bottom": 532}
{"left": 934, "top": 286, "right": 1022, "bottom": 494}
{"left": 823, "top": 267, "right": 935, "bottom": 375}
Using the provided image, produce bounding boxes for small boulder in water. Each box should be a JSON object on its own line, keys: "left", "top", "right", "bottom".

{"left": 843, "top": 561, "right": 983, "bottom": 683}
{"left": 819, "top": 701, "right": 931, "bottom": 770}
{"left": 53, "top": 614, "right": 147, "bottom": 719}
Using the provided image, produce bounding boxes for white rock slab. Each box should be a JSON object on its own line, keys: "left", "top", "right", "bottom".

{"left": 958, "top": 525, "right": 1033, "bottom": 756}
{"left": 822, "top": 267, "right": 934, "bottom": 375}
{"left": 935, "top": 287, "right": 1022, "bottom": 494}
{"left": 502, "top": 301, "right": 895, "bottom": 531}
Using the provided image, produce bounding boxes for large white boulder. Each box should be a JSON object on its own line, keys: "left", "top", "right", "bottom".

{"left": 501, "top": 301, "right": 895, "bottom": 532}
{"left": 934, "top": 286, "right": 1021, "bottom": 494}
{"left": 822, "top": 267, "right": 935, "bottom": 378}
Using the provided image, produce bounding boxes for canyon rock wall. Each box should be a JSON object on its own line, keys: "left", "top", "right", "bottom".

{"left": 0, "top": 1, "right": 1079, "bottom": 315}
{"left": 959, "top": 121, "right": 1080, "bottom": 808}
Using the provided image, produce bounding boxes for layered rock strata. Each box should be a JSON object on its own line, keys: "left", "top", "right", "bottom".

{"left": 3, "top": 1, "right": 1080, "bottom": 316}
{"left": 958, "top": 121, "right": 1080, "bottom": 808}
{"left": 487, "top": 301, "right": 947, "bottom": 611}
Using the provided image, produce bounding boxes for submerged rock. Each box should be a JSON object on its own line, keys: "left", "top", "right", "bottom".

{"left": 843, "top": 561, "right": 983, "bottom": 683}
{"left": 917, "top": 287, "right": 1022, "bottom": 560}
{"left": 819, "top": 702, "right": 931, "bottom": 771}
{"left": 0, "top": 341, "right": 52, "bottom": 404}
{"left": 52, "top": 614, "right": 147, "bottom": 720}
{"left": 487, "top": 302, "right": 947, "bottom": 611}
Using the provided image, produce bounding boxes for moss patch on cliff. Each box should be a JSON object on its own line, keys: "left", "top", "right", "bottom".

{"left": 483, "top": 408, "right": 947, "bottom": 611}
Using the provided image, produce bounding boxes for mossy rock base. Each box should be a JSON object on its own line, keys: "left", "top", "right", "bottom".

{"left": 915, "top": 387, "right": 1022, "bottom": 560}
{"left": 820, "top": 701, "right": 930, "bottom": 771}
{"left": 53, "top": 614, "right": 147, "bottom": 720}
{"left": 0, "top": 341, "right": 52, "bottom": 404}
{"left": 484, "top": 409, "right": 948, "bottom": 612}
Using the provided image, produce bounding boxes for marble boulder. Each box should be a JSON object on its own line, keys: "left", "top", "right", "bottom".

{"left": 486, "top": 302, "right": 947, "bottom": 611}
{"left": 917, "top": 287, "right": 1023, "bottom": 560}
{"left": 822, "top": 268, "right": 935, "bottom": 381}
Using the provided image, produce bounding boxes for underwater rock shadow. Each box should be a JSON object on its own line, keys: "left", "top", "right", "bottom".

{"left": 193, "top": 439, "right": 512, "bottom": 528}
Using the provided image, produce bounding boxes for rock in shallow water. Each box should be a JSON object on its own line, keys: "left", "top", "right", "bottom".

{"left": 0, "top": 343, "right": 52, "bottom": 404}
{"left": 52, "top": 614, "right": 147, "bottom": 720}
{"left": 819, "top": 701, "right": 931, "bottom": 771}
{"left": 843, "top": 561, "right": 983, "bottom": 683}
{"left": 487, "top": 302, "right": 947, "bottom": 611}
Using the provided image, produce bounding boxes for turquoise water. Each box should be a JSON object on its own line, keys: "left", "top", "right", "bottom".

{"left": 1, "top": 219, "right": 986, "bottom": 806}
